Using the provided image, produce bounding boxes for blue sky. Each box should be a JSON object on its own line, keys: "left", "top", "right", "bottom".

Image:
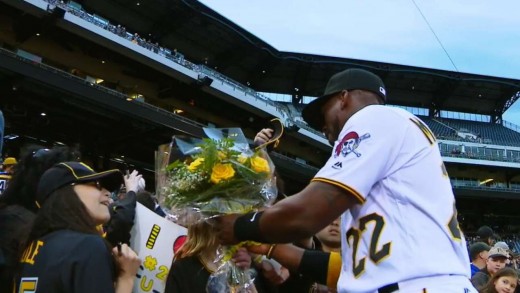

{"left": 199, "top": 0, "right": 520, "bottom": 126}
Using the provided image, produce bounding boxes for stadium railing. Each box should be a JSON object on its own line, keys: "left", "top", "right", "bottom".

{"left": 450, "top": 178, "right": 520, "bottom": 192}
{"left": 439, "top": 148, "right": 520, "bottom": 164}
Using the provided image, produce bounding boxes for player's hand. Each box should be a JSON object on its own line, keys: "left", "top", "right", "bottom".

{"left": 259, "top": 261, "right": 290, "bottom": 285}
{"left": 214, "top": 214, "right": 241, "bottom": 244}
{"left": 113, "top": 243, "right": 141, "bottom": 278}
{"left": 254, "top": 128, "right": 274, "bottom": 146}
{"left": 231, "top": 247, "right": 252, "bottom": 269}
{"left": 124, "top": 170, "right": 143, "bottom": 193}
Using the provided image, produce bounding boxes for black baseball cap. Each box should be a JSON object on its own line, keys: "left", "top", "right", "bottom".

{"left": 302, "top": 68, "right": 386, "bottom": 131}
{"left": 477, "top": 225, "right": 496, "bottom": 239}
{"left": 469, "top": 242, "right": 491, "bottom": 260}
{"left": 36, "top": 162, "right": 123, "bottom": 207}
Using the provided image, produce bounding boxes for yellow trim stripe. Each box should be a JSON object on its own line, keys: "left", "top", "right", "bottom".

{"left": 326, "top": 252, "right": 341, "bottom": 289}
{"left": 312, "top": 177, "right": 366, "bottom": 204}
{"left": 59, "top": 163, "right": 120, "bottom": 180}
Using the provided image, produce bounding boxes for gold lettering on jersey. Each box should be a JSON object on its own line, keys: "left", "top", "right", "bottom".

{"left": 409, "top": 118, "right": 436, "bottom": 145}
{"left": 146, "top": 224, "right": 161, "bottom": 249}
{"left": 20, "top": 241, "right": 44, "bottom": 265}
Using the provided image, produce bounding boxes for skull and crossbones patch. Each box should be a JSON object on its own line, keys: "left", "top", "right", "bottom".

{"left": 334, "top": 131, "right": 371, "bottom": 158}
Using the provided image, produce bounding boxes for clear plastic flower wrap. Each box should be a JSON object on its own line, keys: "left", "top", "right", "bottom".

{"left": 156, "top": 127, "right": 278, "bottom": 292}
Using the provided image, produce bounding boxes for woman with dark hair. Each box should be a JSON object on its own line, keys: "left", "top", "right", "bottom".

{"left": 0, "top": 145, "right": 79, "bottom": 292}
{"left": 479, "top": 267, "right": 518, "bottom": 293}
{"left": 0, "top": 145, "right": 80, "bottom": 212}
{"left": 16, "top": 161, "right": 141, "bottom": 293}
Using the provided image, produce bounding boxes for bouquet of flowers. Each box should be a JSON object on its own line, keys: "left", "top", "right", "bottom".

{"left": 156, "top": 127, "right": 279, "bottom": 292}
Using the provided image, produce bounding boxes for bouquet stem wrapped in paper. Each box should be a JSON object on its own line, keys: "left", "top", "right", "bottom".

{"left": 156, "top": 126, "right": 280, "bottom": 292}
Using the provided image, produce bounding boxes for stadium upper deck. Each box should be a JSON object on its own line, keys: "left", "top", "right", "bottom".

{"left": 1, "top": 0, "right": 520, "bottom": 200}
{"left": 56, "top": 0, "right": 519, "bottom": 118}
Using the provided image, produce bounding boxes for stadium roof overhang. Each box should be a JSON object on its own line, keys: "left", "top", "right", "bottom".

{"left": 76, "top": 0, "right": 520, "bottom": 117}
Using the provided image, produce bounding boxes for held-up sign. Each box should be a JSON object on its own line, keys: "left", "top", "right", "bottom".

{"left": 130, "top": 203, "right": 187, "bottom": 293}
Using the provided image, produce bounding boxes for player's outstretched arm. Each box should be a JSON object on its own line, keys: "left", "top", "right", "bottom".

{"left": 216, "top": 180, "right": 357, "bottom": 244}
{"left": 248, "top": 243, "right": 341, "bottom": 289}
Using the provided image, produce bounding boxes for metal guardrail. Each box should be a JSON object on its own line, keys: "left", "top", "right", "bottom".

{"left": 450, "top": 178, "right": 520, "bottom": 192}
{"left": 440, "top": 149, "right": 520, "bottom": 163}
{"left": 270, "top": 152, "right": 319, "bottom": 171}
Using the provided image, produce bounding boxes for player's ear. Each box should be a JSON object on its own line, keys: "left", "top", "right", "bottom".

{"left": 339, "top": 90, "right": 350, "bottom": 110}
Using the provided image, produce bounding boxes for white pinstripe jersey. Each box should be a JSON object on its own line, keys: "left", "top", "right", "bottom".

{"left": 313, "top": 105, "right": 470, "bottom": 293}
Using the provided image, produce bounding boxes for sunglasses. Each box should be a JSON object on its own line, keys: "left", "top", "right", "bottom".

{"left": 71, "top": 181, "right": 103, "bottom": 191}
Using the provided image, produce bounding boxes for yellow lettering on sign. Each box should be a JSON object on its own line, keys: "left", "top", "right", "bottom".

{"left": 156, "top": 265, "right": 169, "bottom": 281}
{"left": 145, "top": 224, "right": 161, "bottom": 249}
{"left": 140, "top": 276, "right": 153, "bottom": 292}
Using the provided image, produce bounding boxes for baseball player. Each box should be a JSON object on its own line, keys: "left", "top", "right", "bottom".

{"left": 216, "top": 68, "right": 476, "bottom": 292}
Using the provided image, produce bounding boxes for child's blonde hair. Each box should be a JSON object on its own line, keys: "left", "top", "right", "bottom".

{"left": 175, "top": 221, "right": 218, "bottom": 260}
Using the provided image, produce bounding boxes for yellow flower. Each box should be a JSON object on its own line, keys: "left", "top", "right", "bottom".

{"left": 187, "top": 158, "right": 204, "bottom": 172}
{"left": 237, "top": 154, "right": 248, "bottom": 164}
{"left": 210, "top": 163, "right": 235, "bottom": 184}
{"left": 143, "top": 255, "right": 158, "bottom": 271}
{"left": 250, "top": 156, "right": 270, "bottom": 173}
{"left": 218, "top": 151, "right": 227, "bottom": 160}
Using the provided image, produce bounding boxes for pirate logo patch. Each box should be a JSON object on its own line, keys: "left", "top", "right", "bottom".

{"left": 334, "top": 131, "right": 371, "bottom": 158}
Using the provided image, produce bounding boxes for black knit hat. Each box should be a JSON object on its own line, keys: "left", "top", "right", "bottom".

{"left": 477, "top": 225, "right": 496, "bottom": 240}
{"left": 36, "top": 162, "right": 123, "bottom": 207}
{"left": 469, "top": 242, "right": 491, "bottom": 260}
{"left": 302, "top": 68, "right": 386, "bottom": 131}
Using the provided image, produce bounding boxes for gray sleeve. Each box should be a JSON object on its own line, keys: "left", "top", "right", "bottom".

{"left": 470, "top": 272, "right": 489, "bottom": 290}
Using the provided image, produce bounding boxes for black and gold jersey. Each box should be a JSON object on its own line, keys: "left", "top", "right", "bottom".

{"left": 18, "top": 230, "right": 115, "bottom": 293}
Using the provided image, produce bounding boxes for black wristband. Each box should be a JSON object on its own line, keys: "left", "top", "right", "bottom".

{"left": 298, "top": 250, "right": 330, "bottom": 284}
{"left": 233, "top": 211, "right": 270, "bottom": 243}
